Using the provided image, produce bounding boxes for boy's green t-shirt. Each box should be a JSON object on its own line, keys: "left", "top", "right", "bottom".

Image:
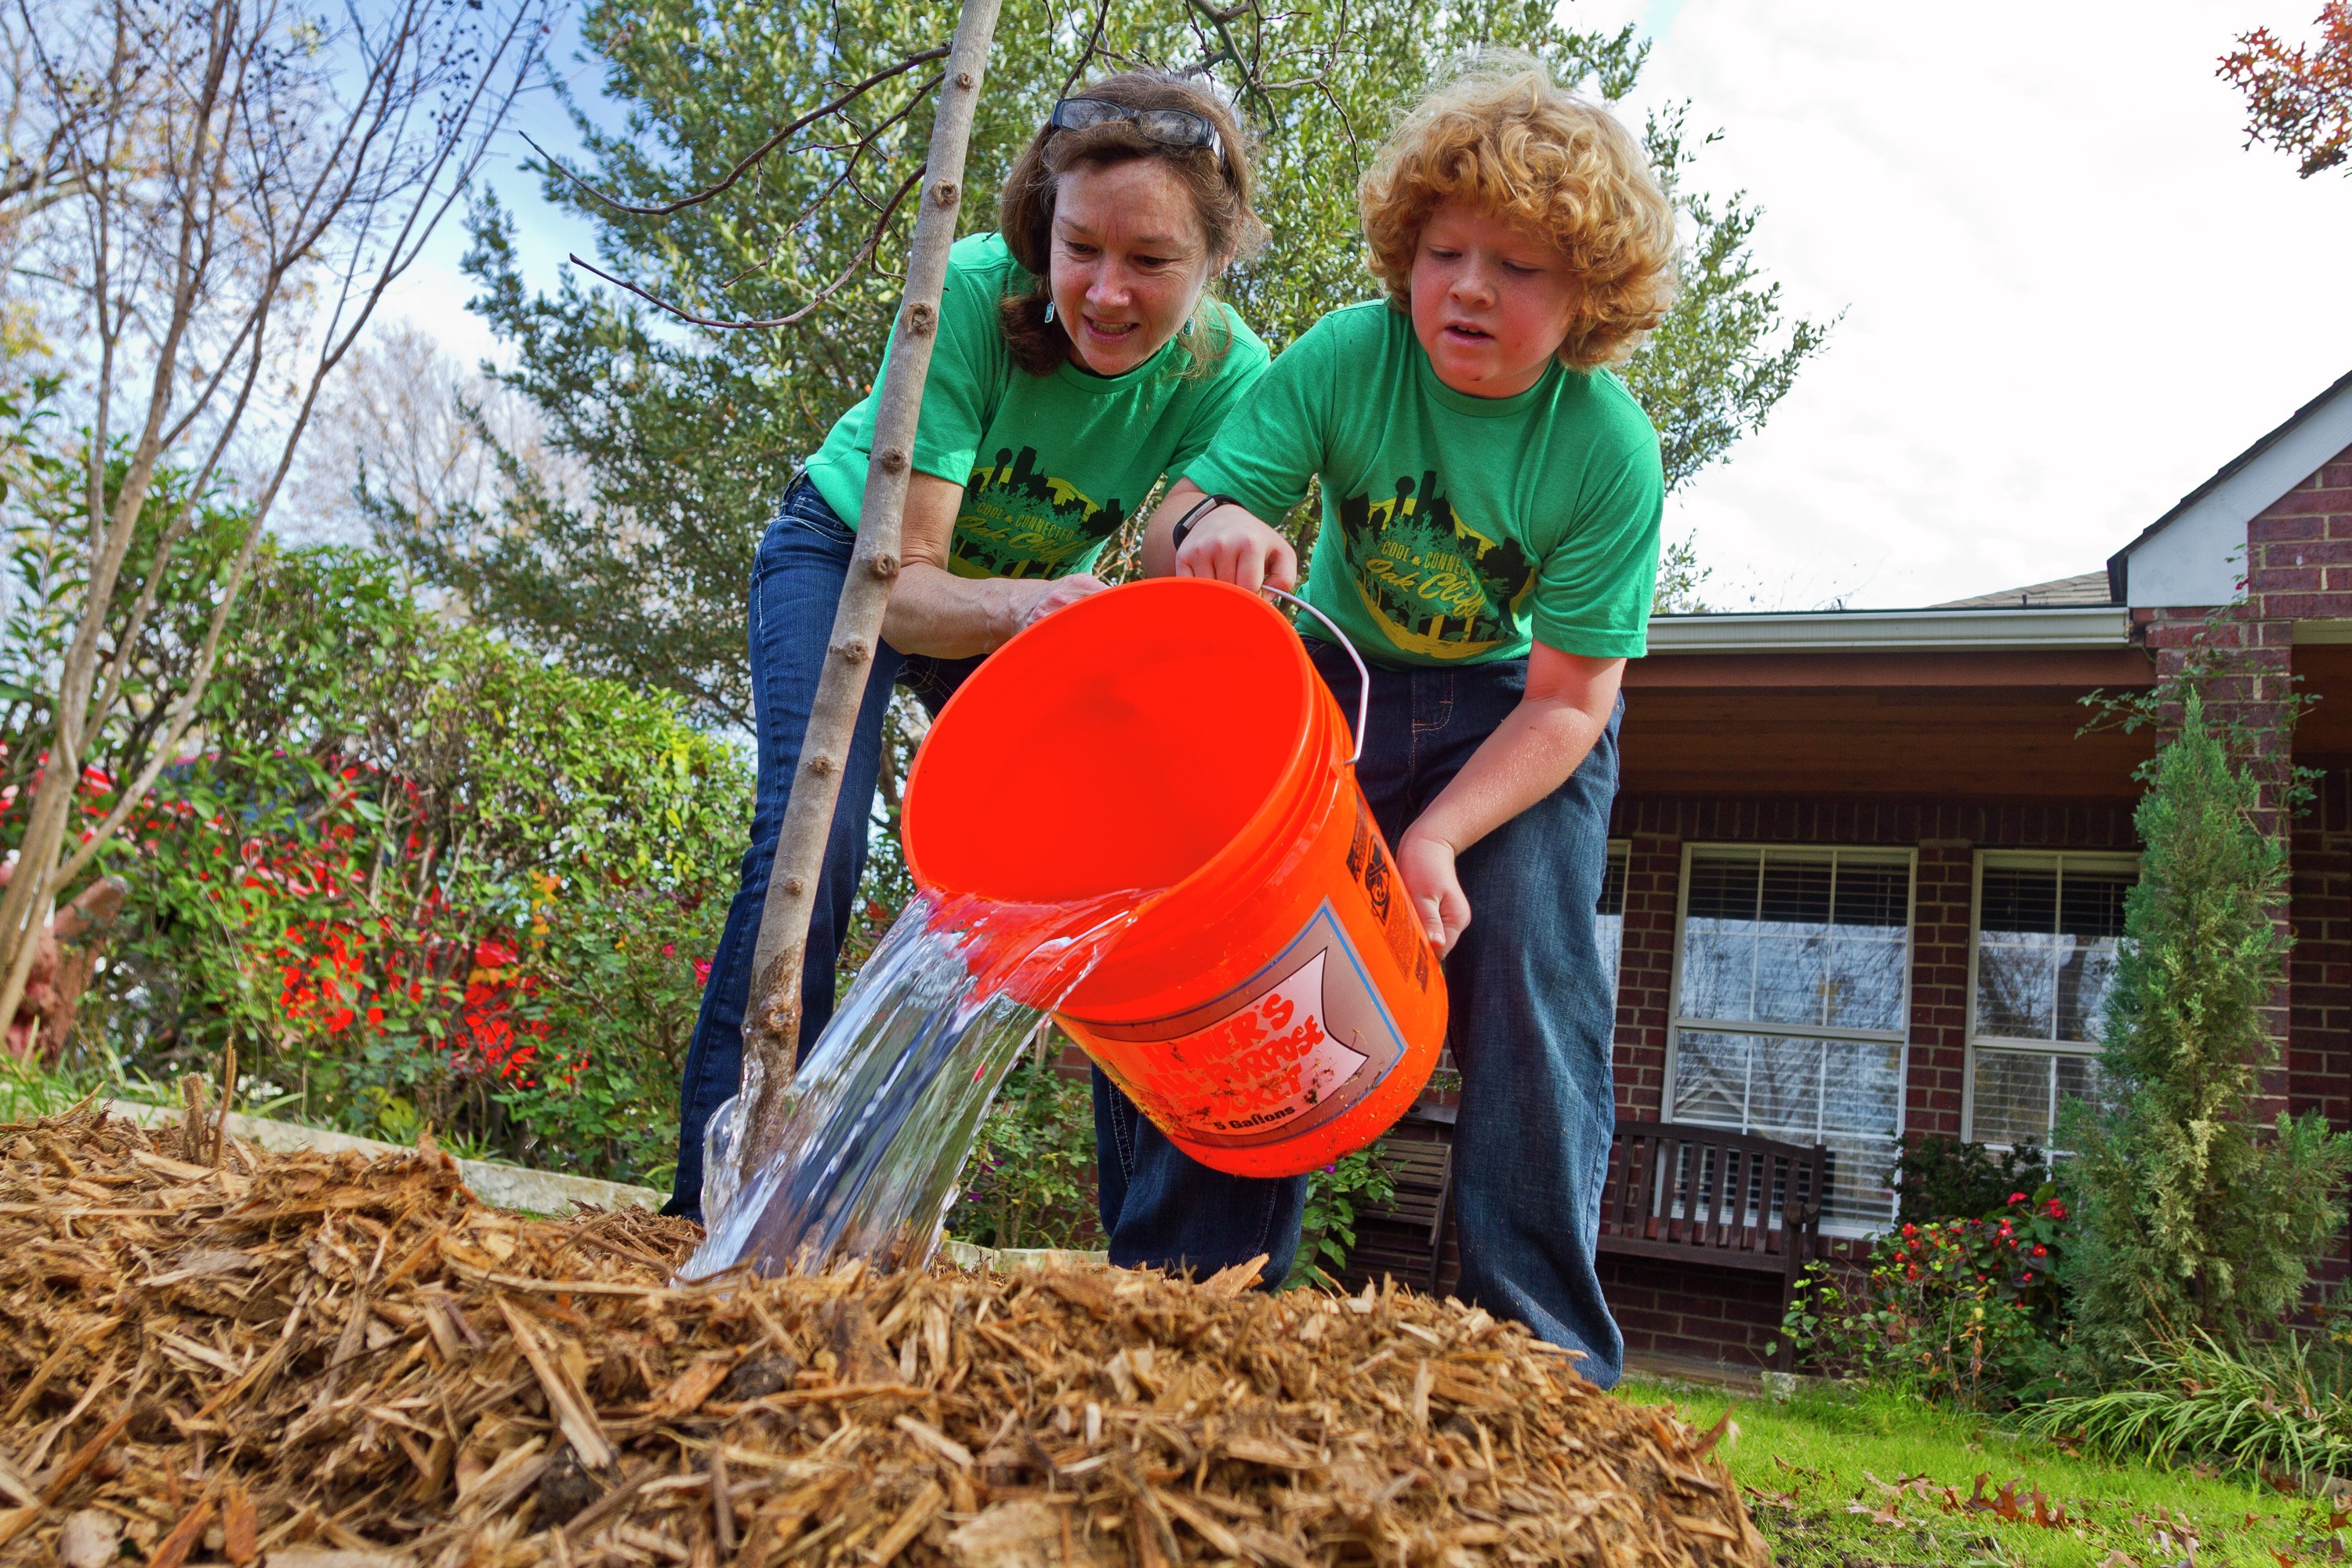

{"left": 1185, "top": 301, "right": 1663, "bottom": 665}
{"left": 804, "top": 233, "right": 1269, "bottom": 581}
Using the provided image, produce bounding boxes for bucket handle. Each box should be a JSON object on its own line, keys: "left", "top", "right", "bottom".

{"left": 1261, "top": 586, "right": 1369, "bottom": 770}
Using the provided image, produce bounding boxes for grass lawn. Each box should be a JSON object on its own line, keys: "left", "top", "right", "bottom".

{"left": 1621, "top": 1376, "right": 2345, "bottom": 1567}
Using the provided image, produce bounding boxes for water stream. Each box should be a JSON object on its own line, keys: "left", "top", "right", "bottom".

{"left": 683, "top": 888, "right": 1149, "bottom": 1281}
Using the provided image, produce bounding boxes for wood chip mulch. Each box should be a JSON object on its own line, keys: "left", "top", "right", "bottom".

{"left": 0, "top": 1105, "right": 1766, "bottom": 1568}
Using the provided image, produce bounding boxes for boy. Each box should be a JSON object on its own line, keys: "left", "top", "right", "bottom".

{"left": 1139, "top": 55, "right": 1674, "bottom": 1384}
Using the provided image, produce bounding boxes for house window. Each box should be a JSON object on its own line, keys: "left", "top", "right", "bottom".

{"left": 1598, "top": 840, "right": 1630, "bottom": 1000}
{"left": 1664, "top": 845, "right": 1915, "bottom": 1230}
{"left": 1965, "top": 852, "right": 2139, "bottom": 1149}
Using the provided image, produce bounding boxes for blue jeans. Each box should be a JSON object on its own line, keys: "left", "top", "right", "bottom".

{"left": 1311, "top": 642, "right": 1625, "bottom": 1384}
{"left": 1092, "top": 1072, "right": 1308, "bottom": 1286}
{"left": 665, "top": 481, "right": 979, "bottom": 1219}
{"left": 1115, "top": 644, "right": 1622, "bottom": 1370}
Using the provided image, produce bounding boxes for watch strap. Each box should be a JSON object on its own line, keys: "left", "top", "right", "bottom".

{"left": 1170, "top": 492, "right": 1240, "bottom": 554}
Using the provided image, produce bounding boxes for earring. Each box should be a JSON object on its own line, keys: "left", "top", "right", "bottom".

{"left": 1043, "top": 300, "right": 1058, "bottom": 324}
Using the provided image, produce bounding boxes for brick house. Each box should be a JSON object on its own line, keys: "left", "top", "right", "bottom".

{"left": 1342, "top": 367, "right": 2352, "bottom": 1374}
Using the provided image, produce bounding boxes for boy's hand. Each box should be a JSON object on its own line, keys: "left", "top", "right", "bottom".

{"left": 1176, "top": 503, "right": 1298, "bottom": 593}
{"left": 1396, "top": 826, "right": 1471, "bottom": 956}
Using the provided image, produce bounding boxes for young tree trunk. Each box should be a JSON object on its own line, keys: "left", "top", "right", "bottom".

{"left": 735, "top": 0, "right": 1005, "bottom": 1166}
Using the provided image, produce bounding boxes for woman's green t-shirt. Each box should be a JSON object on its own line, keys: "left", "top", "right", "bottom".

{"left": 1186, "top": 301, "right": 1664, "bottom": 666}
{"left": 804, "top": 233, "right": 1269, "bottom": 580}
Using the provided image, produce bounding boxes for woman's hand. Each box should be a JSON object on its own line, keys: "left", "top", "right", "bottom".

{"left": 1015, "top": 572, "right": 1110, "bottom": 630}
{"left": 1141, "top": 479, "right": 1296, "bottom": 591}
{"left": 1397, "top": 826, "right": 1472, "bottom": 956}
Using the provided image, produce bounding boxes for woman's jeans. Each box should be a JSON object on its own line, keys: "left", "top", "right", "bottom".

{"left": 665, "top": 482, "right": 978, "bottom": 1218}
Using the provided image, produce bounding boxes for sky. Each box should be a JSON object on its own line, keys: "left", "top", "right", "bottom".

{"left": 378, "top": 0, "right": 2352, "bottom": 612}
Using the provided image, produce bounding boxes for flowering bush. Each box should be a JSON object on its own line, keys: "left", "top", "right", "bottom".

{"left": 16, "top": 546, "right": 750, "bottom": 1186}
{"left": 1775, "top": 1185, "right": 2071, "bottom": 1408}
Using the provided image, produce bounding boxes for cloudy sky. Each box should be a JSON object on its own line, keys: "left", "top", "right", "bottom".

{"left": 383, "top": 1, "right": 2352, "bottom": 612}
{"left": 1566, "top": 0, "right": 2352, "bottom": 609}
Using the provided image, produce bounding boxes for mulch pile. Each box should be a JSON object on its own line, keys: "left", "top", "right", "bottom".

{"left": 0, "top": 1104, "right": 1766, "bottom": 1568}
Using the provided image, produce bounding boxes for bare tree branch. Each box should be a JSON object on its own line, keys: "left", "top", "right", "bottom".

{"left": 0, "top": 0, "right": 552, "bottom": 1032}
{"left": 735, "top": 0, "right": 1006, "bottom": 1171}
{"left": 522, "top": 45, "right": 949, "bottom": 219}
{"left": 563, "top": 162, "right": 925, "bottom": 330}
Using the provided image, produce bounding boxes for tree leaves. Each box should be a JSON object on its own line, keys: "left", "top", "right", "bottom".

{"left": 401, "top": 0, "right": 1828, "bottom": 721}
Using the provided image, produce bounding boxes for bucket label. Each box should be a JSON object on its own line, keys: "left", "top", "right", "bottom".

{"left": 1072, "top": 902, "right": 1407, "bottom": 1149}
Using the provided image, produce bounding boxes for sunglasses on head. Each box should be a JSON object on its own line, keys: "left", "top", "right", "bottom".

{"left": 1047, "top": 96, "right": 1224, "bottom": 159}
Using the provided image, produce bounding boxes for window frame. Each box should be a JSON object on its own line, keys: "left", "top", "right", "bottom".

{"left": 1960, "top": 848, "right": 2143, "bottom": 1147}
{"left": 1598, "top": 837, "right": 1631, "bottom": 1007}
{"left": 1660, "top": 841, "right": 1918, "bottom": 1232}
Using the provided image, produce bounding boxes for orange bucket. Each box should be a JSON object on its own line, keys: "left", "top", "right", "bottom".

{"left": 901, "top": 577, "right": 1447, "bottom": 1178}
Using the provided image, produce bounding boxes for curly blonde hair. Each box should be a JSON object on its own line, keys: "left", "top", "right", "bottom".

{"left": 1359, "top": 54, "right": 1678, "bottom": 370}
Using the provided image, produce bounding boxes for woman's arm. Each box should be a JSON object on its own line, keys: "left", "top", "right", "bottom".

{"left": 1396, "top": 642, "right": 1623, "bottom": 955}
{"left": 880, "top": 472, "right": 1108, "bottom": 658}
{"left": 1142, "top": 478, "right": 1297, "bottom": 591}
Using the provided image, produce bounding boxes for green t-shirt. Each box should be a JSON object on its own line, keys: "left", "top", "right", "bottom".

{"left": 804, "top": 233, "right": 1269, "bottom": 580}
{"left": 1185, "top": 302, "right": 1663, "bottom": 665}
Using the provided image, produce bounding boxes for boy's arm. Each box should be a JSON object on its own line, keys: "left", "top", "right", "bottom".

{"left": 1146, "top": 316, "right": 1338, "bottom": 589}
{"left": 1397, "top": 641, "right": 1623, "bottom": 955}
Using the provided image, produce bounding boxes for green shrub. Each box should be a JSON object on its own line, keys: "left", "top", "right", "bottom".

{"left": 2022, "top": 1331, "right": 2352, "bottom": 1483}
{"left": 1287, "top": 1145, "right": 1398, "bottom": 1290}
{"left": 57, "top": 546, "right": 749, "bottom": 1186}
{"left": 946, "top": 1046, "right": 1103, "bottom": 1251}
{"left": 2060, "top": 691, "right": 2352, "bottom": 1366}
{"left": 1894, "top": 1133, "right": 2049, "bottom": 1228}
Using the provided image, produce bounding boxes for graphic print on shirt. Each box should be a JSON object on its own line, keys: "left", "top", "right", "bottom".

{"left": 950, "top": 445, "right": 1131, "bottom": 580}
{"left": 1334, "top": 470, "right": 1534, "bottom": 660}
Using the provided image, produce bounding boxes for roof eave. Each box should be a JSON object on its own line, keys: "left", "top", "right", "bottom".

{"left": 1645, "top": 604, "right": 2134, "bottom": 655}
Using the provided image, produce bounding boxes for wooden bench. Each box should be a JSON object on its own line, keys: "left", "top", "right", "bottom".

{"left": 1596, "top": 1121, "right": 1827, "bottom": 1367}
{"left": 1333, "top": 1111, "right": 1454, "bottom": 1294}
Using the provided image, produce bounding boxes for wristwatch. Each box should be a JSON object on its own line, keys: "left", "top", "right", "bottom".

{"left": 1170, "top": 493, "right": 1241, "bottom": 554}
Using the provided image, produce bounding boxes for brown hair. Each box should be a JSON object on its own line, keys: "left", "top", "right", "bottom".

{"left": 996, "top": 71, "right": 1265, "bottom": 376}
{"left": 1359, "top": 53, "right": 1678, "bottom": 370}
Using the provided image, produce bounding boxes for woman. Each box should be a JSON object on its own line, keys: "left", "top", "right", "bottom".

{"left": 669, "top": 73, "right": 1307, "bottom": 1283}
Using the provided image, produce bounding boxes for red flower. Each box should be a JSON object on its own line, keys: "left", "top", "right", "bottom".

{"left": 2008, "top": 1191, "right": 2027, "bottom": 1205}
{"left": 2031, "top": 1243, "right": 2048, "bottom": 1258}
{"left": 693, "top": 957, "right": 713, "bottom": 988}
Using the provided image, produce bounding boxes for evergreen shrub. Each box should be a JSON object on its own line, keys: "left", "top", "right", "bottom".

{"left": 2058, "top": 692, "right": 2352, "bottom": 1366}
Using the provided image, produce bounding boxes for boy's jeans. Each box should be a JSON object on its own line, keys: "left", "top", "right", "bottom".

{"left": 1091, "top": 640, "right": 1624, "bottom": 1356}
{"left": 664, "top": 481, "right": 978, "bottom": 1220}
{"left": 1312, "top": 641, "right": 1627, "bottom": 1384}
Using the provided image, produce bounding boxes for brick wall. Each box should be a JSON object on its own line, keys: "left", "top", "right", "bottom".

{"left": 1907, "top": 844, "right": 1975, "bottom": 1142}
{"left": 1598, "top": 1254, "right": 1786, "bottom": 1367}
{"left": 1614, "top": 834, "right": 1680, "bottom": 1122}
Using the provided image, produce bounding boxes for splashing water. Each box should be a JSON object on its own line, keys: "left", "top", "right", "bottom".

{"left": 684, "top": 888, "right": 1149, "bottom": 1281}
